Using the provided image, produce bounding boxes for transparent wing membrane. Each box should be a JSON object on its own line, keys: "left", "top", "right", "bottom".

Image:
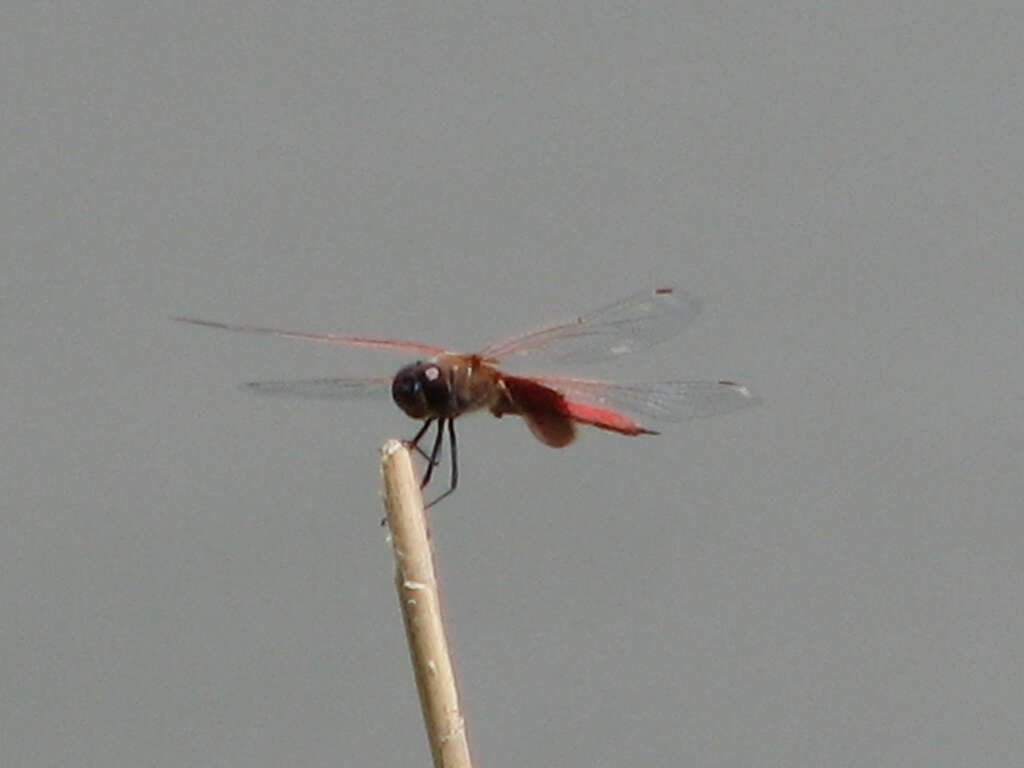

{"left": 479, "top": 287, "right": 702, "bottom": 365}
{"left": 242, "top": 377, "right": 392, "bottom": 400}
{"left": 533, "top": 376, "right": 760, "bottom": 423}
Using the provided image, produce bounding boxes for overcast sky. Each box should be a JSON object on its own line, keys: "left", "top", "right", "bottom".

{"left": 5, "top": 3, "right": 1023, "bottom": 766}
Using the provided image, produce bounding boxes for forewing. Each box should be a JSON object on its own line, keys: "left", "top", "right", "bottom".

{"left": 174, "top": 317, "right": 448, "bottom": 356}
{"left": 532, "top": 376, "right": 760, "bottom": 424}
{"left": 479, "top": 287, "right": 701, "bottom": 365}
{"left": 241, "top": 377, "right": 392, "bottom": 401}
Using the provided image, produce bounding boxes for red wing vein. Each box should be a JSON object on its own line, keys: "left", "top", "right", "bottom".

{"left": 174, "top": 317, "right": 447, "bottom": 356}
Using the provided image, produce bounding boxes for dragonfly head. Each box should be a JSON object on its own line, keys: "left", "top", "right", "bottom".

{"left": 391, "top": 362, "right": 452, "bottom": 419}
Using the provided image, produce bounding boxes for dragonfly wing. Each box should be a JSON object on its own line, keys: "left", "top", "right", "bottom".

{"left": 174, "top": 317, "right": 448, "bottom": 356}
{"left": 532, "top": 376, "right": 760, "bottom": 424}
{"left": 241, "top": 377, "right": 393, "bottom": 401}
{"left": 479, "top": 287, "right": 701, "bottom": 365}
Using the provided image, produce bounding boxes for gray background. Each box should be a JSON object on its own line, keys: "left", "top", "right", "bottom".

{"left": 5, "top": 3, "right": 1022, "bottom": 766}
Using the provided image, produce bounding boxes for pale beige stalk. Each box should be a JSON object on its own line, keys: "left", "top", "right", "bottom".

{"left": 380, "top": 440, "right": 473, "bottom": 768}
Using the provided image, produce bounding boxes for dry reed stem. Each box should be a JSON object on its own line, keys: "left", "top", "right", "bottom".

{"left": 380, "top": 440, "right": 473, "bottom": 768}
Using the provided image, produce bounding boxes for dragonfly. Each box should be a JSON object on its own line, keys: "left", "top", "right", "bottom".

{"left": 175, "top": 287, "right": 758, "bottom": 506}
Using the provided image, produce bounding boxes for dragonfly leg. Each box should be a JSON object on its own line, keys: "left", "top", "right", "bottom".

{"left": 382, "top": 419, "right": 449, "bottom": 526}
{"left": 406, "top": 419, "right": 439, "bottom": 465}
{"left": 425, "top": 419, "right": 458, "bottom": 509}
{"left": 419, "top": 418, "right": 446, "bottom": 490}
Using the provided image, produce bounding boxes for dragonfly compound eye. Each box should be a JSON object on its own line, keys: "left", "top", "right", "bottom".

{"left": 391, "top": 364, "right": 428, "bottom": 418}
{"left": 418, "top": 364, "right": 452, "bottom": 413}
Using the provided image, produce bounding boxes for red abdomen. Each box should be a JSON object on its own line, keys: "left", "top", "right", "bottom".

{"left": 499, "top": 375, "right": 653, "bottom": 447}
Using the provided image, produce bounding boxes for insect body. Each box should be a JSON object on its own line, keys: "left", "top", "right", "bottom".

{"left": 176, "top": 288, "right": 758, "bottom": 506}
